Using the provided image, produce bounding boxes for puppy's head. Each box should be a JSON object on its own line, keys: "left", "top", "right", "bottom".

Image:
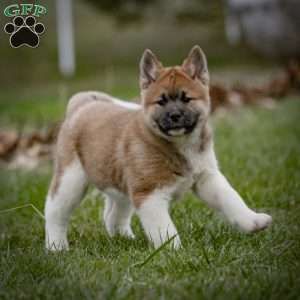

{"left": 140, "top": 46, "right": 210, "bottom": 139}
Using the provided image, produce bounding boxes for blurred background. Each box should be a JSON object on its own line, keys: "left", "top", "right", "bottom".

{"left": 0, "top": 0, "right": 299, "bottom": 118}
{"left": 0, "top": 0, "right": 299, "bottom": 165}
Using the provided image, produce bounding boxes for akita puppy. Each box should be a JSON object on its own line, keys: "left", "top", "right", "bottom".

{"left": 45, "top": 46, "right": 272, "bottom": 251}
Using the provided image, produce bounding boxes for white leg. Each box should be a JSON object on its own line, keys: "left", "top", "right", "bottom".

{"left": 195, "top": 171, "right": 272, "bottom": 233}
{"left": 103, "top": 191, "right": 135, "bottom": 238}
{"left": 45, "top": 158, "right": 87, "bottom": 251}
{"left": 136, "top": 191, "right": 181, "bottom": 249}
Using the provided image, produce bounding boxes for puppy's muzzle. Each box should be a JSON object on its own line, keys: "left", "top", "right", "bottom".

{"left": 157, "top": 111, "right": 199, "bottom": 136}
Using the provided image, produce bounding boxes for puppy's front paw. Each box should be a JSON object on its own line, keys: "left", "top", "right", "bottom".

{"left": 46, "top": 238, "right": 69, "bottom": 252}
{"left": 252, "top": 213, "right": 272, "bottom": 232}
{"left": 119, "top": 226, "right": 136, "bottom": 239}
{"left": 172, "top": 235, "right": 182, "bottom": 250}
{"left": 236, "top": 212, "right": 272, "bottom": 233}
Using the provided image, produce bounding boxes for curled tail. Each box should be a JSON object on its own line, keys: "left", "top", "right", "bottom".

{"left": 66, "top": 91, "right": 117, "bottom": 118}
{"left": 66, "top": 91, "right": 141, "bottom": 119}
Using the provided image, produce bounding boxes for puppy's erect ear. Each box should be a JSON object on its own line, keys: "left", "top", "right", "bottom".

{"left": 182, "top": 45, "right": 209, "bottom": 84}
{"left": 140, "top": 49, "right": 162, "bottom": 89}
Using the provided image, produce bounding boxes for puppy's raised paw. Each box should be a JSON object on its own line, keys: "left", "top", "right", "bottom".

{"left": 236, "top": 212, "right": 272, "bottom": 233}
{"left": 251, "top": 213, "right": 272, "bottom": 232}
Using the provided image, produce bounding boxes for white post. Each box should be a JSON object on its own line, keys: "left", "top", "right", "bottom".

{"left": 56, "top": 0, "right": 75, "bottom": 77}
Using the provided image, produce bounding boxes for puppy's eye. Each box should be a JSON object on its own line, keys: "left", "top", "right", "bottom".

{"left": 181, "top": 96, "right": 193, "bottom": 103}
{"left": 156, "top": 94, "right": 168, "bottom": 106}
{"left": 180, "top": 91, "right": 194, "bottom": 103}
{"left": 157, "top": 100, "right": 166, "bottom": 106}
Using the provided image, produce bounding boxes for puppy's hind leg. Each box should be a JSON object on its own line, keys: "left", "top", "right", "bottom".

{"left": 103, "top": 191, "right": 135, "bottom": 238}
{"left": 45, "top": 157, "right": 87, "bottom": 251}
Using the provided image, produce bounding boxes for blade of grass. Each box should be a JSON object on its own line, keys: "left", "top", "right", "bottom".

{"left": 0, "top": 203, "right": 45, "bottom": 220}
{"left": 131, "top": 234, "right": 177, "bottom": 268}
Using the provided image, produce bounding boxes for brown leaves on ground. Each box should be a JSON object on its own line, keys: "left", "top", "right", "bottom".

{"left": 210, "top": 60, "right": 300, "bottom": 112}
{"left": 1, "top": 62, "right": 300, "bottom": 169}
{"left": 0, "top": 125, "right": 58, "bottom": 170}
{"left": 0, "top": 130, "right": 19, "bottom": 158}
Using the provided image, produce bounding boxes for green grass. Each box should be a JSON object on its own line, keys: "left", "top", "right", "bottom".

{"left": 0, "top": 99, "right": 300, "bottom": 300}
{"left": 0, "top": 75, "right": 139, "bottom": 128}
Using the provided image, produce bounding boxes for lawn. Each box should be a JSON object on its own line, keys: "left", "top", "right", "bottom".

{"left": 0, "top": 98, "right": 299, "bottom": 300}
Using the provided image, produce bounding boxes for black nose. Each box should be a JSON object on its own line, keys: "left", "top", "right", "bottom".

{"left": 169, "top": 111, "right": 183, "bottom": 123}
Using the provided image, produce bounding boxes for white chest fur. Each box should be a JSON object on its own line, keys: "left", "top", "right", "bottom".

{"left": 172, "top": 139, "right": 218, "bottom": 200}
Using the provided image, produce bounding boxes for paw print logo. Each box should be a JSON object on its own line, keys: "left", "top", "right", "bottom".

{"left": 4, "top": 16, "right": 45, "bottom": 48}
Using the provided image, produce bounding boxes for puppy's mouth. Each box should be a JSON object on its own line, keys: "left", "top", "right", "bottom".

{"left": 157, "top": 122, "right": 198, "bottom": 137}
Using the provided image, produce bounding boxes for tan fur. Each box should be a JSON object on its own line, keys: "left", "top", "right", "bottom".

{"left": 54, "top": 101, "right": 193, "bottom": 207}
{"left": 51, "top": 49, "right": 211, "bottom": 208}
{"left": 142, "top": 67, "right": 209, "bottom": 108}
{"left": 66, "top": 91, "right": 117, "bottom": 118}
